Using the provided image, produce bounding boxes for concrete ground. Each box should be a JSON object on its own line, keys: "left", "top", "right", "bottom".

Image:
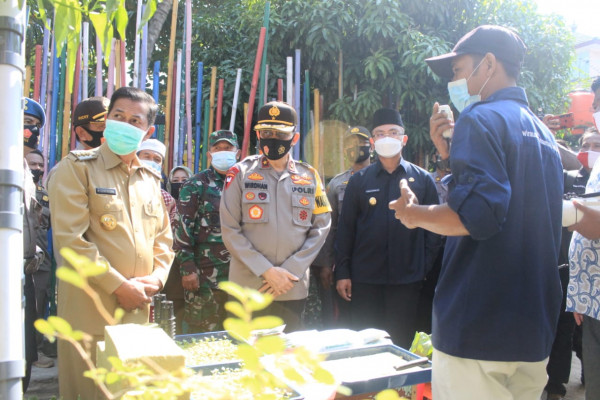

{"left": 24, "top": 353, "right": 587, "bottom": 399}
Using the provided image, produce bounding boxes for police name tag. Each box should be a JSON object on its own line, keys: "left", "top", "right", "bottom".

{"left": 96, "top": 188, "right": 117, "bottom": 195}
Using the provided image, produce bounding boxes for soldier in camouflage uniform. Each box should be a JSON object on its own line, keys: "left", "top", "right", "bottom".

{"left": 174, "top": 130, "right": 240, "bottom": 333}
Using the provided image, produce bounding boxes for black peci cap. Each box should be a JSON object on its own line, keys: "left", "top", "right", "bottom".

{"left": 254, "top": 101, "right": 298, "bottom": 133}
{"left": 372, "top": 108, "right": 404, "bottom": 130}
{"left": 425, "top": 25, "right": 527, "bottom": 80}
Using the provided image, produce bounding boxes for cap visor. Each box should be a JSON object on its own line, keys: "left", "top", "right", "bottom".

{"left": 425, "top": 52, "right": 457, "bottom": 80}
{"left": 212, "top": 138, "right": 237, "bottom": 146}
{"left": 253, "top": 124, "right": 296, "bottom": 133}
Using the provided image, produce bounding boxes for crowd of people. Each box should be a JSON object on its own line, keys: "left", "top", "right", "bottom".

{"left": 20, "top": 24, "right": 600, "bottom": 400}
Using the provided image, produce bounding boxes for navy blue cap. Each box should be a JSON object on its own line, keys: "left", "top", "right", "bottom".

{"left": 24, "top": 98, "right": 46, "bottom": 127}
{"left": 425, "top": 25, "right": 527, "bottom": 80}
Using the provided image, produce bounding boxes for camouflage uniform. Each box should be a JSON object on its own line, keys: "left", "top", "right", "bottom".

{"left": 174, "top": 166, "right": 230, "bottom": 333}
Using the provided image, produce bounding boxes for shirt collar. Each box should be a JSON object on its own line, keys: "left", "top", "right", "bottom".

{"left": 483, "top": 86, "right": 528, "bottom": 106}
{"left": 99, "top": 142, "right": 123, "bottom": 170}
{"left": 259, "top": 155, "right": 298, "bottom": 173}
{"left": 374, "top": 157, "right": 408, "bottom": 175}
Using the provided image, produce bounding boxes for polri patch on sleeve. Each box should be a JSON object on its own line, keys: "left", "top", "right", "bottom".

{"left": 96, "top": 187, "right": 117, "bottom": 195}
{"left": 225, "top": 166, "right": 240, "bottom": 190}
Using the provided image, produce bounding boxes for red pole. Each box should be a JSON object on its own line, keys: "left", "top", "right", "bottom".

{"left": 216, "top": 78, "right": 224, "bottom": 131}
{"left": 277, "top": 79, "right": 283, "bottom": 101}
{"left": 241, "top": 27, "right": 266, "bottom": 159}
{"left": 33, "top": 45, "right": 42, "bottom": 102}
{"left": 70, "top": 45, "right": 82, "bottom": 150}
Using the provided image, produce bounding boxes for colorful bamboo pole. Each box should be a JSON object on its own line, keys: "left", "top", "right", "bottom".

{"left": 286, "top": 56, "right": 293, "bottom": 104}
{"left": 313, "top": 89, "right": 320, "bottom": 170}
{"left": 257, "top": 1, "right": 270, "bottom": 109}
{"left": 243, "top": 102, "right": 249, "bottom": 155}
{"left": 229, "top": 68, "right": 242, "bottom": 132}
{"left": 40, "top": 20, "right": 50, "bottom": 109}
{"left": 48, "top": 46, "right": 60, "bottom": 168}
{"left": 185, "top": 0, "right": 193, "bottom": 168}
{"left": 56, "top": 49, "right": 66, "bottom": 160}
{"left": 42, "top": 32, "right": 56, "bottom": 165}
{"left": 82, "top": 22, "right": 89, "bottom": 98}
{"left": 208, "top": 66, "right": 217, "bottom": 134}
{"left": 70, "top": 45, "right": 82, "bottom": 150}
{"left": 263, "top": 64, "right": 269, "bottom": 104}
{"left": 174, "top": 50, "right": 183, "bottom": 167}
{"left": 202, "top": 100, "right": 210, "bottom": 169}
{"left": 107, "top": 38, "right": 116, "bottom": 97}
{"left": 62, "top": 54, "right": 72, "bottom": 159}
{"left": 164, "top": 0, "right": 179, "bottom": 170}
{"left": 303, "top": 70, "right": 310, "bottom": 160}
{"left": 96, "top": 36, "right": 103, "bottom": 96}
{"left": 168, "top": 58, "right": 177, "bottom": 171}
{"left": 33, "top": 45, "right": 42, "bottom": 101}
{"left": 133, "top": 0, "right": 143, "bottom": 88}
{"left": 194, "top": 62, "right": 204, "bottom": 173}
{"left": 119, "top": 39, "right": 126, "bottom": 88}
{"left": 24, "top": 67, "right": 31, "bottom": 98}
{"left": 216, "top": 78, "right": 224, "bottom": 131}
{"left": 140, "top": 11, "right": 149, "bottom": 88}
{"left": 293, "top": 49, "right": 301, "bottom": 160}
{"left": 277, "top": 79, "right": 283, "bottom": 101}
{"left": 241, "top": 27, "right": 266, "bottom": 159}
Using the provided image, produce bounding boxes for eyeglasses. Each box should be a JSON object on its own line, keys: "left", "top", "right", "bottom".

{"left": 258, "top": 130, "right": 293, "bottom": 140}
{"left": 372, "top": 129, "right": 405, "bottom": 140}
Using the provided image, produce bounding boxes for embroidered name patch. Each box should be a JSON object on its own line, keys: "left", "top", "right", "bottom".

{"left": 96, "top": 188, "right": 117, "bottom": 195}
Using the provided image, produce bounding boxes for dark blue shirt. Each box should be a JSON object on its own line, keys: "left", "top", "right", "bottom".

{"left": 433, "top": 87, "right": 563, "bottom": 362}
{"left": 334, "top": 158, "right": 441, "bottom": 284}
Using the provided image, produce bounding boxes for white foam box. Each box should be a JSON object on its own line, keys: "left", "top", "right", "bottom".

{"left": 98, "top": 324, "right": 188, "bottom": 399}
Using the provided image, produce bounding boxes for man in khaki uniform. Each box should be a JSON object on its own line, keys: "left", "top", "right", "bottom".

{"left": 220, "top": 101, "right": 331, "bottom": 332}
{"left": 48, "top": 87, "right": 174, "bottom": 399}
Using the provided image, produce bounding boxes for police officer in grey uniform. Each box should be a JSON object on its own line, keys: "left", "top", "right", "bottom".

{"left": 220, "top": 101, "right": 331, "bottom": 332}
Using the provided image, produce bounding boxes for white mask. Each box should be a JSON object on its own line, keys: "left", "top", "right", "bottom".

{"left": 374, "top": 136, "right": 403, "bottom": 158}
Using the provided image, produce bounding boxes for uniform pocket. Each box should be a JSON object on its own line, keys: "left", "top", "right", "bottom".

{"left": 242, "top": 190, "right": 269, "bottom": 223}
{"left": 89, "top": 192, "right": 124, "bottom": 216}
{"left": 292, "top": 193, "right": 313, "bottom": 227}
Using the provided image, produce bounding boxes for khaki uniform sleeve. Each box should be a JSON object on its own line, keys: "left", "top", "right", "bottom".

{"left": 150, "top": 194, "right": 174, "bottom": 287}
{"left": 48, "top": 158, "right": 127, "bottom": 295}
{"left": 220, "top": 166, "right": 274, "bottom": 277}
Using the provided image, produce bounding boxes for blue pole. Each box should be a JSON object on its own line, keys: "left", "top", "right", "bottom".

{"left": 48, "top": 53, "right": 60, "bottom": 168}
{"left": 194, "top": 62, "right": 204, "bottom": 173}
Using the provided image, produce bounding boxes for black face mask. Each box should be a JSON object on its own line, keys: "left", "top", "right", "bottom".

{"left": 170, "top": 182, "right": 183, "bottom": 200}
{"left": 259, "top": 138, "right": 293, "bottom": 160}
{"left": 80, "top": 126, "right": 104, "bottom": 148}
{"left": 345, "top": 145, "right": 371, "bottom": 164}
{"left": 24, "top": 125, "right": 40, "bottom": 149}
{"left": 31, "top": 169, "right": 44, "bottom": 183}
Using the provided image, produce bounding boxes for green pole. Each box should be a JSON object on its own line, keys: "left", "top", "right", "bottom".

{"left": 257, "top": 1, "right": 270, "bottom": 108}
{"left": 56, "top": 48, "right": 67, "bottom": 161}
{"left": 202, "top": 99, "right": 210, "bottom": 170}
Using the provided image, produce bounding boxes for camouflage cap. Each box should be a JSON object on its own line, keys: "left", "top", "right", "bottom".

{"left": 209, "top": 130, "right": 238, "bottom": 147}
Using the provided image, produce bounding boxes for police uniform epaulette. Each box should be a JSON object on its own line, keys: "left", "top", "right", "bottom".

{"left": 69, "top": 149, "right": 99, "bottom": 161}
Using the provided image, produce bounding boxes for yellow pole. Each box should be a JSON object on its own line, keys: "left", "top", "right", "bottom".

{"left": 165, "top": 0, "right": 179, "bottom": 169}
{"left": 209, "top": 66, "right": 217, "bottom": 134}
{"left": 313, "top": 89, "right": 320, "bottom": 170}
{"left": 243, "top": 102, "right": 250, "bottom": 155}
{"left": 24, "top": 66, "right": 31, "bottom": 97}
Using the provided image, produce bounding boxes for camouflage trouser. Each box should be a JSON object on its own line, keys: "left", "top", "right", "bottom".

{"left": 182, "top": 285, "right": 228, "bottom": 334}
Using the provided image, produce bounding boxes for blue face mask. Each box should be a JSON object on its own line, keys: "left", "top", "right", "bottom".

{"left": 103, "top": 119, "right": 148, "bottom": 155}
{"left": 210, "top": 150, "right": 237, "bottom": 172}
{"left": 141, "top": 159, "right": 162, "bottom": 174}
{"left": 447, "top": 58, "right": 490, "bottom": 113}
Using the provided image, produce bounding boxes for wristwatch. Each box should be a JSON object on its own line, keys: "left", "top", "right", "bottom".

{"left": 436, "top": 155, "right": 451, "bottom": 172}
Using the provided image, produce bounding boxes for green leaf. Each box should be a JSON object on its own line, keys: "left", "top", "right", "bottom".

{"left": 114, "top": 307, "right": 125, "bottom": 323}
{"left": 106, "top": 372, "right": 121, "bottom": 385}
{"left": 224, "top": 301, "right": 247, "bottom": 319}
{"left": 60, "top": 248, "right": 86, "bottom": 271}
{"left": 247, "top": 290, "right": 272, "bottom": 311}
{"left": 82, "top": 260, "right": 109, "bottom": 277}
{"left": 375, "top": 389, "right": 403, "bottom": 400}
{"left": 140, "top": 0, "right": 157, "bottom": 31}
{"left": 70, "top": 330, "right": 85, "bottom": 341}
{"left": 254, "top": 335, "right": 286, "bottom": 355}
{"left": 313, "top": 366, "right": 335, "bottom": 385}
{"left": 283, "top": 367, "right": 305, "bottom": 384}
{"left": 115, "top": 3, "right": 128, "bottom": 40}
{"left": 56, "top": 267, "right": 85, "bottom": 288}
{"left": 249, "top": 316, "right": 284, "bottom": 331}
{"left": 48, "top": 316, "right": 73, "bottom": 336}
{"left": 34, "top": 319, "right": 55, "bottom": 336}
{"left": 88, "top": 11, "right": 113, "bottom": 64}
{"left": 236, "top": 344, "right": 260, "bottom": 370}
{"left": 223, "top": 318, "right": 251, "bottom": 341}
{"left": 218, "top": 281, "right": 246, "bottom": 302}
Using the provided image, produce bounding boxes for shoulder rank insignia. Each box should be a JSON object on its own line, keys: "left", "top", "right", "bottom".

{"left": 70, "top": 149, "right": 99, "bottom": 161}
{"left": 248, "top": 172, "right": 264, "bottom": 181}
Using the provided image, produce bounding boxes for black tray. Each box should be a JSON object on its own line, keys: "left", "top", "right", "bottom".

{"left": 321, "top": 344, "right": 432, "bottom": 395}
{"left": 175, "top": 331, "right": 241, "bottom": 369}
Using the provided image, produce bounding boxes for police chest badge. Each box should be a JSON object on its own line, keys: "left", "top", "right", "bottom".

{"left": 100, "top": 214, "right": 117, "bottom": 230}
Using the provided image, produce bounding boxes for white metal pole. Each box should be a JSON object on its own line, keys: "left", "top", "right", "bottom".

{"left": 229, "top": 68, "right": 242, "bottom": 132}
{"left": 0, "top": 1, "right": 26, "bottom": 398}
{"left": 286, "top": 56, "right": 293, "bottom": 105}
{"left": 133, "top": 0, "right": 142, "bottom": 88}
{"left": 82, "top": 22, "right": 89, "bottom": 98}
{"left": 173, "top": 49, "right": 183, "bottom": 166}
